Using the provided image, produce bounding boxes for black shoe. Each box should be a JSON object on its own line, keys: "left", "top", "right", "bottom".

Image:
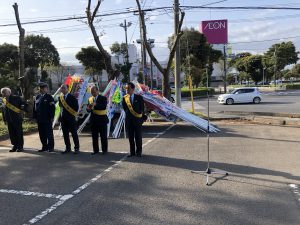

{"left": 9, "top": 146, "right": 17, "bottom": 152}
{"left": 38, "top": 149, "right": 47, "bottom": 152}
{"left": 91, "top": 152, "right": 99, "bottom": 155}
{"left": 61, "top": 150, "right": 71, "bottom": 154}
{"left": 127, "top": 154, "right": 135, "bottom": 158}
{"left": 16, "top": 148, "right": 24, "bottom": 152}
{"left": 73, "top": 150, "right": 80, "bottom": 155}
{"left": 48, "top": 149, "right": 54, "bottom": 152}
{"left": 136, "top": 153, "right": 142, "bottom": 157}
{"left": 102, "top": 151, "right": 108, "bottom": 155}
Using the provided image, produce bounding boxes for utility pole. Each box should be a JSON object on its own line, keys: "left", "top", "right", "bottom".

{"left": 274, "top": 45, "right": 277, "bottom": 88}
{"left": 120, "top": 20, "right": 132, "bottom": 64}
{"left": 13, "top": 3, "right": 25, "bottom": 97}
{"left": 223, "top": 44, "right": 227, "bottom": 93}
{"left": 139, "top": 13, "right": 147, "bottom": 84}
{"left": 174, "top": 0, "right": 181, "bottom": 107}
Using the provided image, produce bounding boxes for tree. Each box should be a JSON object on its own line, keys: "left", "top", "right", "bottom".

{"left": 110, "top": 42, "right": 127, "bottom": 57}
{"left": 86, "top": 0, "right": 117, "bottom": 80}
{"left": 24, "top": 34, "right": 60, "bottom": 70}
{"left": 136, "top": 0, "right": 185, "bottom": 98}
{"left": 244, "top": 55, "right": 264, "bottom": 84}
{"left": 0, "top": 43, "right": 19, "bottom": 78}
{"left": 44, "top": 64, "right": 75, "bottom": 87}
{"left": 76, "top": 46, "right": 106, "bottom": 76}
{"left": 110, "top": 42, "right": 132, "bottom": 83}
{"left": 169, "top": 28, "right": 222, "bottom": 87}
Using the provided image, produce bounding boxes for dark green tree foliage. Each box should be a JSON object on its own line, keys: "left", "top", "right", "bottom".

{"left": 110, "top": 42, "right": 127, "bottom": 56}
{"left": 168, "top": 28, "right": 222, "bottom": 87}
{"left": 24, "top": 34, "right": 60, "bottom": 70}
{"left": 40, "top": 70, "right": 48, "bottom": 82}
{"left": 264, "top": 41, "right": 299, "bottom": 71}
{"left": 75, "top": 46, "right": 106, "bottom": 74}
{"left": 110, "top": 42, "right": 132, "bottom": 83}
{"left": 0, "top": 43, "right": 19, "bottom": 91}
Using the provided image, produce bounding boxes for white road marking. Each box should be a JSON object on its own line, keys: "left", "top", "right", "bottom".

{"left": 23, "top": 124, "right": 175, "bottom": 225}
{"left": 0, "top": 189, "right": 64, "bottom": 199}
{"left": 289, "top": 184, "right": 300, "bottom": 202}
{"left": 0, "top": 147, "right": 10, "bottom": 150}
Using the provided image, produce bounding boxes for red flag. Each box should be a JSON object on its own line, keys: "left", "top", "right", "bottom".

{"left": 64, "top": 74, "right": 72, "bottom": 85}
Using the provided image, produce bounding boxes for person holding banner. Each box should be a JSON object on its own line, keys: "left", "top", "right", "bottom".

{"left": 87, "top": 86, "right": 108, "bottom": 155}
{"left": 122, "top": 82, "right": 145, "bottom": 157}
{"left": 59, "top": 84, "right": 80, "bottom": 154}
{"left": 33, "top": 83, "right": 55, "bottom": 152}
{"left": 1, "top": 87, "right": 26, "bottom": 152}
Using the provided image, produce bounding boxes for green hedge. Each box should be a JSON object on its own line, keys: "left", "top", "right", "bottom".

{"left": 286, "top": 84, "right": 300, "bottom": 90}
{"left": 172, "top": 88, "right": 215, "bottom": 97}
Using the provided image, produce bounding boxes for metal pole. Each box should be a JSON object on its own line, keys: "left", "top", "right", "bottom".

{"left": 139, "top": 14, "right": 146, "bottom": 84}
{"left": 206, "top": 66, "right": 210, "bottom": 168}
{"left": 274, "top": 45, "right": 277, "bottom": 88}
{"left": 223, "top": 44, "right": 227, "bottom": 93}
{"left": 124, "top": 19, "right": 129, "bottom": 64}
{"left": 174, "top": 0, "right": 181, "bottom": 107}
{"left": 150, "top": 58, "right": 153, "bottom": 89}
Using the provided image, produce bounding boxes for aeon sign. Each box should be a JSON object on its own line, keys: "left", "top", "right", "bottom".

{"left": 200, "top": 19, "right": 228, "bottom": 44}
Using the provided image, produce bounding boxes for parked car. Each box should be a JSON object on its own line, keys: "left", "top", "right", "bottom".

{"left": 217, "top": 87, "right": 262, "bottom": 105}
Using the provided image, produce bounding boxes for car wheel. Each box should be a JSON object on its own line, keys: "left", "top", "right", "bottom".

{"left": 253, "top": 97, "right": 261, "bottom": 104}
{"left": 226, "top": 98, "right": 234, "bottom": 105}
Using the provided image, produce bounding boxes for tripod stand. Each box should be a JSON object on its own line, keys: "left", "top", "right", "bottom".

{"left": 191, "top": 67, "right": 229, "bottom": 186}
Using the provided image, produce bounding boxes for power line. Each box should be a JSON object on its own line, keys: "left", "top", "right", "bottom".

{"left": 1, "top": 5, "right": 300, "bottom": 27}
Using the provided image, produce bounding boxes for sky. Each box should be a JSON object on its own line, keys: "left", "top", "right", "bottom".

{"left": 0, "top": 0, "right": 300, "bottom": 65}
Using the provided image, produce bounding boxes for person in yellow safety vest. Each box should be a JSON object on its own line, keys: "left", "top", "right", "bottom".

{"left": 87, "top": 86, "right": 108, "bottom": 155}
{"left": 122, "top": 82, "right": 145, "bottom": 157}
{"left": 1, "top": 87, "right": 26, "bottom": 152}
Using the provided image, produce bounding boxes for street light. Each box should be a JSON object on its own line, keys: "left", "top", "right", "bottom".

{"left": 120, "top": 20, "right": 132, "bottom": 64}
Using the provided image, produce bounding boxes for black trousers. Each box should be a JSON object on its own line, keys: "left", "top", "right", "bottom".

{"left": 61, "top": 119, "right": 79, "bottom": 150}
{"left": 126, "top": 118, "right": 143, "bottom": 155}
{"left": 38, "top": 122, "right": 54, "bottom": 150}
{"left": 7, "top": 121, "right": 24, "bottom": 149}
{"left": 91, "top": 123, "right": 108, "bottom": 153}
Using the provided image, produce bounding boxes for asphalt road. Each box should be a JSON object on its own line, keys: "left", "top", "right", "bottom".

{"left": 182, "top": 92, "right": 300, "bottom": 115}
{"left": 0, "top": 121, "right": 299, "bottom": 225}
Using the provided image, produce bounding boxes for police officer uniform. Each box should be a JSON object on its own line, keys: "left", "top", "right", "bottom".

{"left": 122, "top": 93, "right": 144, "bottom": 157}
{"left": 87, "top": 94, "right": 108, "bottom": 154}
{"left": 2, "top": 95, "right": 26, "bottom": 152}
{"left": 33, "top": 83, "right": 55, "bottom": 152}
{"left": 59, "top": 92, "right": 80, "bottom": 154}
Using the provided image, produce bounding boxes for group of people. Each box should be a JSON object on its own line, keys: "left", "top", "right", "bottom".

{"left": 1, "top": 82, "right": 145, "bottom": 157}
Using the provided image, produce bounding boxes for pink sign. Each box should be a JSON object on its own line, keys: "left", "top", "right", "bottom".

{"left": 200, "top": 19, "right": 228, "bottom": 44}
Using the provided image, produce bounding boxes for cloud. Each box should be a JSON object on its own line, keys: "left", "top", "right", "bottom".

{"left": 29, "top": 8, "right": 38, "bottom": 13}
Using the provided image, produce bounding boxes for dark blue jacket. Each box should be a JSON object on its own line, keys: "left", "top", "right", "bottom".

{"left": 2, "top": 95, "right": 25, "bottom": 123}
{"left": 33, "top": 93, "right": 55, "bottom": 123}
{"left": 58, "top": 93, "right": 79, "bottom": 122}
{"left": 87, "top": 94, "right": 108, "bottom": 125}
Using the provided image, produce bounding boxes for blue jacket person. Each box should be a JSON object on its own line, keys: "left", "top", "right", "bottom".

{"left": 87, "top": 86, "right": 108, "bottom": 155}
{"left": 33, "top": 83, "right": 55, "bottom": 152}
{"left": 59, "top": 84, "right": 80, "bottom": 154}
{"left": 1, "top": 87, "right": 26, "bottom": 152}
{"left": 122, "top": 82, "right": 145, "bottom": 157}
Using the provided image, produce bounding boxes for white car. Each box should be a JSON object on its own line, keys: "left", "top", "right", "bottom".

{"left": 218, "top": 87, "right": 262, "bottom": 105}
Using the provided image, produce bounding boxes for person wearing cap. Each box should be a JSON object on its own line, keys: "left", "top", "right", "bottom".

{"left": 33, "top": 82, "right": 55, "bottom": 152}
{"left": 122, "top": 82, "right": 145, "bottom": 157}
{"left": 1, "top": 87, "right": 26, "bottom": 152}
{"left": 87, "top": 86, "right": 108, "bottom": 155}
{"left": 59, "top": 84, "right": 80, "bottom": 154}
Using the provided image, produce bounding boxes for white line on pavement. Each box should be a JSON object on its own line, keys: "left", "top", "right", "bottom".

{"left": 23, "top": 124, "right": 175, "bottom": 225}
{"left": 289, "top": 184, "right": 300, "bottom": 202}
{"left": 0, "top": 189, "right": 65, "bottom": 200}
